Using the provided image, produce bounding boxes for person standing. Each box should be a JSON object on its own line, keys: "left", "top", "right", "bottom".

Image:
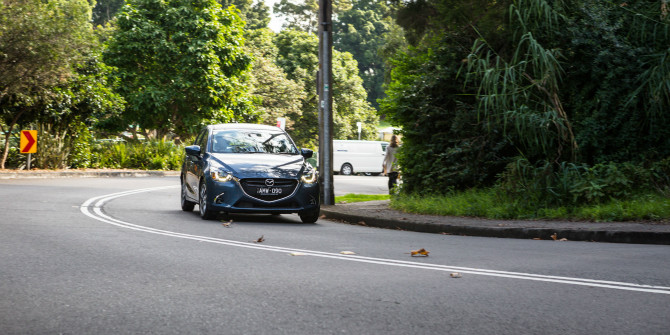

{"left": 383, "top": 135, "right": 400, "bottom": 194}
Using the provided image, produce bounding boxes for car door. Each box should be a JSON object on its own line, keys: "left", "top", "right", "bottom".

{"left": 186, "top": 128, "right": 208, "bottom": 197}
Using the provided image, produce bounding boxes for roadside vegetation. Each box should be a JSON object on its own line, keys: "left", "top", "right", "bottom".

{"left": 335, "top": 193, "right": 390, "bottom": 204}
{"left": 380, "top": 0, "right": 670, "bottom": 222}
{"left": 391, "top": 191, "right": 670, "bottom": 222}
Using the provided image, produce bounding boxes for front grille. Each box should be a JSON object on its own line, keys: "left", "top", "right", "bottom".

{"left": 240, "top": 178, "right": 298, "bottom": 202}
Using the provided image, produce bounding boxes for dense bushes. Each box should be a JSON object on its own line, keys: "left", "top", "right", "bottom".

{"left": 381, "top": 0, "right": 670, "bottom": 208}
{"left": 381, "top": 37, "right": 515, "bottom": 194}
{"left": 0, "top": 122, "right": 183, "bottom": 170}
{"left": 498, "top": 158, "right": 670, "bottom": 208}
{"left": 89, "top": 140, "right": 183, "bottom": 170}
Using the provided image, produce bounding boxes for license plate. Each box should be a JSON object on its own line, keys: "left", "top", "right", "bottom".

{"left": 257, "top": 187, "right": 283, "bottom": 195}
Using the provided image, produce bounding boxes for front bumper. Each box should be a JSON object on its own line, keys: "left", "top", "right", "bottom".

{"left": 205, "top": 177, "right": 320, "bottom": 214}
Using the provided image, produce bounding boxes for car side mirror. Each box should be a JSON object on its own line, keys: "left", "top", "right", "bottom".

{"left": 185, "top": 145, "right": 201, "bottom": 156}
{"left": 301, "top": 148, "right": 313, "bottom": 159}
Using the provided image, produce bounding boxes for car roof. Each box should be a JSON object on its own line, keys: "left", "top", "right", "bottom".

{"left": 208, "top": 123, "right": 282, "bottom": 132}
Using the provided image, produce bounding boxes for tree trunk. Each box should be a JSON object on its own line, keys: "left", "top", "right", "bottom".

{"left": 0, "top": 110, "right": 24, "bottom": 169}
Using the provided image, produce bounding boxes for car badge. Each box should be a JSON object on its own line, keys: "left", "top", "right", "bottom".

{"left": 265, "top": 179, "right": 275, "bottom": 186}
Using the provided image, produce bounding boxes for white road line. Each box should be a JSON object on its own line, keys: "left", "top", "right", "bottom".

{"left": 80, "top": 186, "right": 670, "bottom": 295}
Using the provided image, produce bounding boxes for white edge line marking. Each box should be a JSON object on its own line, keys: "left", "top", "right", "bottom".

{"left": 80, "top": 185, "right": 670, "bottom": 295}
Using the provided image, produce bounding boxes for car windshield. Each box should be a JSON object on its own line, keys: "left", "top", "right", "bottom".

{"left": 210, "top": 129, "right": 299, "bottom": 154}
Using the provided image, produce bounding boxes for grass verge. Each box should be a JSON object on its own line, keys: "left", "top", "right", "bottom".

{"left": 335, "top": 193, "right": 390, "bottom": 204}
{"left": 390, "top": 189, "right": 670, "bottom": 222}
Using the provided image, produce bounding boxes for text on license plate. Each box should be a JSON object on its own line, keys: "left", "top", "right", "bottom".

{"left": 257, "top": 187, "right": 282, "bottom": 195}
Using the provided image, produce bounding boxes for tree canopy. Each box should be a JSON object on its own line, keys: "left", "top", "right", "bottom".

{"left": 273, "top": 29, "right": 378, "bottom": 148}
{"left": 103, "top": 0, "right": 254, "bottom": 140}
{"left": 0, "top": 0, "right": 99, "bottom": 168}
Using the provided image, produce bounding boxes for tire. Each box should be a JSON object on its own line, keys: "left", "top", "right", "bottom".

{"left": 340, "top": 163, "right": 353, "bottom": 175}
{"left": 299, "top": 207, "right": 320, "bottom": 223}
{"left": 198, "top": 181, "right": 217, "bottom": 220}
{"left": 181, "top": 178, "right": 196, "bottom": 212}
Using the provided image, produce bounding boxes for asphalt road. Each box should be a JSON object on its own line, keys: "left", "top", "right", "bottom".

{"left": 1, "top": 176, "right": 669, "bottom": 334}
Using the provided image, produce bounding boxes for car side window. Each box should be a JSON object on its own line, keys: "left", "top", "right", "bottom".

{"left": 196, "top": 129, "right": 209, "bottom": 153}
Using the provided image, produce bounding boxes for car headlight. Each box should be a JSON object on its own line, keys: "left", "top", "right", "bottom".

{"left": 301, "top": 168, "right": 317, "bottom": 184}
{"left": 211, "top": 169, "right": 234, "bottom": 182}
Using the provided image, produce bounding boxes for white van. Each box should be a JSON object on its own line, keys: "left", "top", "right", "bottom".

{"left": 333, "top": 140, "right": 388, "bottom": 175}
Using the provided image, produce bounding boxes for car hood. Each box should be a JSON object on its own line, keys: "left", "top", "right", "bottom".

{"left": 209, "top": 153, "right": 305, "bottom": 179}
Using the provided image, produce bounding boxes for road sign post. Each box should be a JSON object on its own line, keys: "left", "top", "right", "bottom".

{"left": 20, "top": 130, "right": 37, "bottom": 169}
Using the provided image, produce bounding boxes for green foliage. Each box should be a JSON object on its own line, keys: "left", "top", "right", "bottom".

{"left": 390, "top": 189, "right": 518, "bottom": 219}
{"left": 246, "top": 29, "right": 306, "bottom": 130}
{"left": 0, "top": 0, "right": 98, "bottom": 168}
{"left": 92, "top": 0, "right": 125, "bottom": 26}
{"left": 0, "top": 129, "right": 23, "bottom": 169}
{"left": 90, "top": 140, "right": 183, "bottom": 170}
{"left": 220, "top": 0, "right": 271, "bottom": 29}
{"left": 382, "top": 0, "right": 670, "bottom": 209}
{"left": 273, "top": 0, "right": 319, "bottom": 33}
{"left": 334, "top": 0, "right": 395, "bottom": 108}
{"left": 391, "top": 188, "right": 670, "bottom": 222}
{"left": 104, "top": 0, "right": 254, "bottom": 140}
{"left": 68, "top": 122, "right": 94, "bottom": 168}
{"left": 273, "top": 29, "right": 378, "bottom": 148}
{"left": 381, "top": 36, "right": 514, "bottom": 194}
{"left": 498, "top": 158, "right": 670, "bottom": 208}
{"left": 335, "top": 193, "right": 390, "bottom": 203}
{"left": 0, "top": 0, "right": 95, "bottom": 100}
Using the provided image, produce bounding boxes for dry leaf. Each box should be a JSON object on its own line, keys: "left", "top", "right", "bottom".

{"left": 532, "top": 237, "right": 542, "bottom": 240}
{"left": 551, "top": 233, "right": 558, "bottom": 241}
{"left": 410, "top": 248, "right": 429, "bottom": 257}
{"left": 221, "top": 219, "right": 233, "bottom": 228}
{"left": 358, "top": 221, "right": 367, "bottom": 226}
{"left": 559, "top": 238, "right": 568, "bottom": 241}
{"left": 255, "top": 235, "right": 265, "bottom": 243}
{"left": 340, "top": 251, "right": 356, "bottom": 255}
{"left": 319, "top": 215, "right": 326, "bottom": 219}
{"left": 450, "top": 272, "right": 462, "bottom": 278}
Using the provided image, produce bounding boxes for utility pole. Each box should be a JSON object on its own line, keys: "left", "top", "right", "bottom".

{"left": 318, "top": 0, "right": 334, "bottom": 205}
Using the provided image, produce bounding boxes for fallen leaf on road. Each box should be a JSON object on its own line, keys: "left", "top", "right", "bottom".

{"left": 255, "top": 235, "right": 265, "bottom": 243}
{"left": 551, "top": 233, "right": 558, "bottom": 241}
{"left": 319, "top": 215, "right": 326, "bottom": 219}
{"left": 532, "top": 237, "right": 542, "bottom": 240}
{"left": 410, "top": 248, "right": 429, "bottom": 257}
{"left": 221, "top": 219, "right": 233, "bottom": 228}
{"left": 358, "top": 221, "right": 367, "bottom": 226}
{"left": 450, "top": 272, "right": 462, "bottom": 278}
{"left": 340, "top": 251, "right": 356, "bottom": 255}
{"left": 559, "top": 238, "right": 568, "bottom": 241}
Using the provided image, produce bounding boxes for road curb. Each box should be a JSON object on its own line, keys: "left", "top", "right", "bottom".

{"left": 320, "top": 207, "right": 670, "bottom": 245}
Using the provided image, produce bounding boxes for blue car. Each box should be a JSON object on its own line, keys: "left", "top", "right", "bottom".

{"left": 180, "top": 123, "right": 320, "bottom": 223}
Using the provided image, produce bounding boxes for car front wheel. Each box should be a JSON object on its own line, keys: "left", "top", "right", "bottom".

{"left": 299, "top": 207, "right": 320, "bottom": 223}
{"left": 199, "top": 181, "right": 217, "bottom": 220}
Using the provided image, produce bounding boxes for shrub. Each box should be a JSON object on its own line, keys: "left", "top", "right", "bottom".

{"left": 90, "top": 140, "right": 183, "bottom": 170}
{"left": 498, "top": 158, "right": 668, "bottom": 207}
